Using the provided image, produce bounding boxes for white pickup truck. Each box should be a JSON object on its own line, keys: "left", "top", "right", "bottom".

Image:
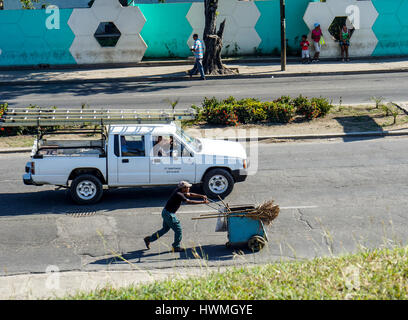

{"left": 23, "top": 123, "right": 248, "bottom": 204}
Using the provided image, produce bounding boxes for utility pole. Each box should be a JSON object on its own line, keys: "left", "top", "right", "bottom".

{"left": 280, "top": 0, "right": 286, "bottom": 71}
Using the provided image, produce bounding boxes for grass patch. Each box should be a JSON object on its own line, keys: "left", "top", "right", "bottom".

{"left": 0, "top": 135, "right": 36, "bottom": 148}
{"left": 68, "top": 246, "right": 408, "bottom": 300}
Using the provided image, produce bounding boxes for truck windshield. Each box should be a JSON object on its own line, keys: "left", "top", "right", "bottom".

{"left": 176, "top": 128, "right": 202, "bottom": 152}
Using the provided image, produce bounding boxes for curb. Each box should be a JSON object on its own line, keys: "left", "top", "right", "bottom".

{"left": 0, "top": 67, "right": 407, "bottom": 87}
{"left": 2, "top": 130, "right": 408, "bottom": 154}
{"left": 228, "top": 130, "right": 408, "bottom": 142}
{"left": 0, "top": 55, "right": 405, "bottom": 71}
{"left": 0, "top": 147, "right": 32, "bottom": 154}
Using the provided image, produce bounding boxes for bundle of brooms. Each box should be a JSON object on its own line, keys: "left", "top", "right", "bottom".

{"left": 193, "top": 200, "right": 280, "bottom": 226}
{"left": 248, "top": 200, "right": 280, "bottom": 226}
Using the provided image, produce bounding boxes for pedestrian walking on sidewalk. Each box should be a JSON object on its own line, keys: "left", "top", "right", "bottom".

{"left": 189, "top": 34, "right": 206, "bottom": 80}
{"left": 144, "top": 181, "right": 209, "bottom": 252}
{"left": 311, "top": 23, "right": 323, "bottom": 62}
{"left": 339, "top": 25, "right": 353, "bottom": 62}
{"left": 300, "top": 35, "right": 310, "bottom": 64}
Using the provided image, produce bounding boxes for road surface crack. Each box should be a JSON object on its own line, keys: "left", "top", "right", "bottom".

{"left": 297, "top": 209, "right": 314, "bottom": 230}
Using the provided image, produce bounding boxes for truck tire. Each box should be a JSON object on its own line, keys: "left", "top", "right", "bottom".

{"left": 202, "top": 168, "right": 234, "bottom": 199}
{"left": 70, "top": 174, "right": 103, "bottom": 205}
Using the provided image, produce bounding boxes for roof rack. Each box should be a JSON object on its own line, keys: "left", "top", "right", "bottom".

{"left": 0, "top": 107, "right": 196, "bottom": 127}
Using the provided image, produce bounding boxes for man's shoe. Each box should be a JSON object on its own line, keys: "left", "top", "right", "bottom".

{"left": 201, "top": 77, "right": 206, "bottom": 80}
{"left": 144, "top": 237, "right": 150, "bottom": 250}
{"left": 172, "top": 247, "right": 183, "bottom": 252}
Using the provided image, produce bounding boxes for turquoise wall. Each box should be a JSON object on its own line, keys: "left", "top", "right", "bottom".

{"left": 255, "top": 0, "right": 310, "bottom": 55}
{"left": 372, "top": 0, "right": 408, "bottom": 56}
{"left": 1, "top": 1, "right": 408, "bottom": 67}
{"left": 137, "top": 3, "right": 193, "bottom": 58}
{"left": 0, "top": 9, "right": 75, "bottom": 66}
{"left": 137, "top": 0, "right": 311, "bottom": 58}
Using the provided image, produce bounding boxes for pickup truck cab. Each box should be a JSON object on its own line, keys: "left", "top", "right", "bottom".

{"left": 23, "top": 123, "right": 248, "bottom": 204}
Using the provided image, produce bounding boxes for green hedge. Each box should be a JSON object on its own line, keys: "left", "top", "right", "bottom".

{"left": 194, "top": 95, "right": 333, "bottom": 126}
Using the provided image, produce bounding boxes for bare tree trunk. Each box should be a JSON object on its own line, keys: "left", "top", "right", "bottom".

{"left": 203, "top": 0, "right": 237, "bottom": 75}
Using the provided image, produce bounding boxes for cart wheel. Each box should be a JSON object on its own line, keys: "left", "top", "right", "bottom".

{"left": 248, "top": 236, "right": 266, "bottom": 252}
{"left": 225, "top": 242, "right": 232, "bottom": 249}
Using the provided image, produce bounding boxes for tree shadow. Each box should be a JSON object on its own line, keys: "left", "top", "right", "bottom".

{"left": 90, "top": 244, "right": 256, "bottom": 266}
{"left": 334, "top": 115, "right": 385, "bottom": 142}
{"left": 0, "top": 80, "right": 191, "bottom": 103}
{"left": 0, "top": 184, "right": 204, "bottom": 217}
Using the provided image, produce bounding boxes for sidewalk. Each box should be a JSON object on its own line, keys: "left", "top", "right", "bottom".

{"left": 0, "top": 267, "right": 224, "bottom": 300}
{"left": 0, "top": 57, "right": 407, "bottom": 85}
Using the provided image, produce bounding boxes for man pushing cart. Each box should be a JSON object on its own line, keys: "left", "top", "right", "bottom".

{"left": 144, "top": 181, "right": 209, "bottom": 252}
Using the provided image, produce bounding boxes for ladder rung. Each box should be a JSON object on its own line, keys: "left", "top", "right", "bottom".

{"left": 0, "top": 107, "right": 196, "bottom": 127}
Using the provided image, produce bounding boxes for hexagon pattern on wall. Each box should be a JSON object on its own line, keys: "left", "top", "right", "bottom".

{"left": 136, "top": 3, "right": 193, "bottom": 58}
{"left": 186, "top": 0, "right": 261, "bottom": 56}
{"left": 372, "top": 0, "right": 408, "bottom": 56}
{"left": 0, "top": 9, "right": 75, "bottom": 66}
{"left": 68, "top": 0, "right": 147, "bottom": 64}
{"left": 303, "top": 0, "right": 379, "bottom": 58}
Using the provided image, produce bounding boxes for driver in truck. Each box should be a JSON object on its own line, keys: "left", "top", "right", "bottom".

{"left": 144, "top": 181, "right": 209, "bottom": 252}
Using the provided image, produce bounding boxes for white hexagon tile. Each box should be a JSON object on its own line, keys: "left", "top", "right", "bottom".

{"left": 186, "top": 0, "right": 261, "bottom": 56}
{"left": 303, "top": 0, "right": 379, "bottom": 58}
{"left": 68, "top": 0, "right": 147, "bottom": 64}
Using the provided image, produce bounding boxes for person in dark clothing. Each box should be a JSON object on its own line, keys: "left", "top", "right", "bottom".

{"left": 144, "top": 181, "right": 209, "bottom": 252}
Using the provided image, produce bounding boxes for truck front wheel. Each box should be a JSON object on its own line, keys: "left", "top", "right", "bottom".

{"left": 202, "top": 168, "right": 234, "bottom": 199}
{"left": 70, "top": 174, "right": 103, "bottom": 205}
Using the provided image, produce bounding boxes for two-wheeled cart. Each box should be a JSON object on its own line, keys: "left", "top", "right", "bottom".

{"left": 193, "top": 202, "right": 271, "bottom": 252}
{"left": 225, "top": 205, "right": 268, "bottom": 251}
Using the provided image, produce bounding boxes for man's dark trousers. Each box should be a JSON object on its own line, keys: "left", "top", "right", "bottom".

{"left": 148, "top": 208, "right": 182, "bottom": 249}
{"left": 190, "top": 58, "right": 205, "bottom": 79}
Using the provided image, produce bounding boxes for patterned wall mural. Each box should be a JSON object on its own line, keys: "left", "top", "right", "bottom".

{"left": 0, "top": 8, "right": 75, "bottom": 66}
{"left": 0, "top": 0, "right": 407, "bottom": 67}
{"left": 303, "top": 0, "right": 379, "bottom": 58}
{"left": 371, "top": 0, "right": 408, "bottom": 56}
{"left": 303, "top": 0, "right": 408, "bottom": 58}
{"left": 68, "top": 0, "right": 147, "bottom": 64}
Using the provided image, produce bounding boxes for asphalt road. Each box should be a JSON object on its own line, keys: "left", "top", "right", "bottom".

{"left": 1, "top": 72, "right": 407, "bottom": 110}
{"left": 1, "top": 137, "right": 408, "bottom": 276}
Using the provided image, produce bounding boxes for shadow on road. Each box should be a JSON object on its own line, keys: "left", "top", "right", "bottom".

{"left": 334, "top": 115, "right": 385, "bottom": 142}
{"left": 0, "top": 185, "right": 204, "bottom": 217}
{"left": 90, "top": 244, "right": 255, "bottom": 266}
{"left": 0, "top": 80, "right": 190, "bottom": 103}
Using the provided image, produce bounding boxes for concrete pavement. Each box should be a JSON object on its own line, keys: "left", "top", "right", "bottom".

{"left": 0, "top": 57, "right": 407, "bottom": 85}
{"left": 1, "top": 56, "right": 408, "bottom": 299}
{"left": 2, "top": 138, "right": 408, "bottom": 298}
{"left": 0, "top": 268, "right": 219, "bottom": 300}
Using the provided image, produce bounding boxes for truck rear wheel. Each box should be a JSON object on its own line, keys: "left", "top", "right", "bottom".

{"left": 70, "top": 174, "right": 103, "bottom": 205}
{"left": 202, "top": 168, "right": 234, "bottom": 199}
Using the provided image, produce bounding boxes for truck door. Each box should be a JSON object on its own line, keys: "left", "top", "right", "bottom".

{"left": 150, "top": 135, "right": 195, "bottom": 184}
{"left": 117, "top": 134, "right": 150, "bottom": 185}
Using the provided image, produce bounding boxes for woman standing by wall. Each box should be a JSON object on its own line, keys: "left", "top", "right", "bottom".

{"left": 339, "top": 25, "right": 354, "bottom": 62}
{"left": 311, "top": 23, "right": 323, "bottom": 62}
